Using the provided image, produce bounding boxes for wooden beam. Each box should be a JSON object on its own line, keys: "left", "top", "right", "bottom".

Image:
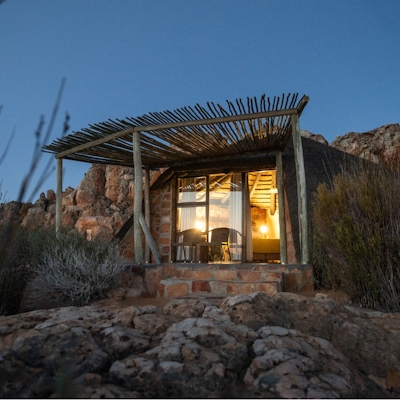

{"left": 139, "top": 213, "right": 161, "bottom": 264}
{"left": 291, "top": 114, "right": 309, "bottom": 264}
{"left": 276, "top": 151, "right": 287, "bottom": 264}
{"left": 143, "top": 168, "right": 150, "bottom": 262}
{"left": 55, "top": 108, "right": 300, "bottom": 160}
{"left": 56, "top": 157, "right": 63, "bottom": 236}
{"left": 133, "top": 131, "right": 143, "bottom": 263}
{"left": 249, "top": 172, "right": 261, "bottom": 199}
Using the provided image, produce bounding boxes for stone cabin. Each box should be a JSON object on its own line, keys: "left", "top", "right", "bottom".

{"left": 43, "top": 93, "right": 357, "bottom": 299}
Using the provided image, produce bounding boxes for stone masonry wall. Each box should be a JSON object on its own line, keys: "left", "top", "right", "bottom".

{"left": 150, "top": 182, "right": 174, "bottom": 263}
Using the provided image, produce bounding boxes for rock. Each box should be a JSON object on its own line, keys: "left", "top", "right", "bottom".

{"left": 1, "top": 296, "right": 398, "bottom": 398}
{"left": 301, "top": 129, "right": 329, "bottom": 145}
{"left": 330, "top": 123, "right": 400, "bottom": 165}
{"left": 105, "top": 286, "right": 126, "bottom": 301}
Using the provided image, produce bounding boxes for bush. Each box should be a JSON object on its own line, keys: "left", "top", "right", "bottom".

{"left": 33, "top": 232, "right": 126, "bottom": 307}
{"left": 312, "top": 160, "right": 400, "bottom": 312}
{"left": 0, "top": 223, "right": 29, "bottom": 315}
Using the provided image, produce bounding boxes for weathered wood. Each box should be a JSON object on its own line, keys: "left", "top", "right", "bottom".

{"left": 139, "top": 213, "right": 161, "bottom": 264}
{"left": 276, "top": 151, "right": 287, "bottom": 264}
{"left": 249, "top": 172, "right": 261, "bottom": 199}
{"left": 143, "top": 168, "right": 150, "bottom": 262}
{"left": 291, "top": 114, "right": 309, "bottom": 264}
{"left": 133, "top": 131, "right": 143, "bottom": 263}
{"left": 56, "top": 157, "right": 63, "bottom": 236}
{"left": 47, "top": 93, "right": 307, "bottom": 163}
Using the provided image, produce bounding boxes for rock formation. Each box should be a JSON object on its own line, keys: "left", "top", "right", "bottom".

{"left": 1, "top": 292, "right": 399, "bottom": 398}
{"left": 330, "top": 123, "right": 400, "bottom": 164}
{"left": 0, "top": 165, "right": 135, "bottom": 240}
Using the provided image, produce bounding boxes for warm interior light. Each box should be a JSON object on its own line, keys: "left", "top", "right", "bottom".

{"left": 195, "top": 221, "right": 205, "bottom": 231}
{"left": 260, "top": 225, "right": 268, "bottom": 234}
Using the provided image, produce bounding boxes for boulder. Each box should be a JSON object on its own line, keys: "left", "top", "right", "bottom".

{"left": 1, "top": 293, "right": 398, "bottom": 398}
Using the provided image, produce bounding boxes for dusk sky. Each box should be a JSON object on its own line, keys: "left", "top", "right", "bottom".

{"left": 1, "top": 0, "right": 399, "bottom": 202}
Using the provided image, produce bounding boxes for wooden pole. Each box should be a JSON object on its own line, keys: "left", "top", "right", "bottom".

{"left": 276, "top": 151, "right": 287, "bottom": 264}
{"left": 56, "top": 157, "right": 63, "bottom": 236}
{"left": 133, "top": 131, "right": 144, "bottom": 263}
{"left": 143, "top": 167, "right": 150, "bottom": 262}
{"left": 291, "top": 114, "right": 309, "bottom": 264}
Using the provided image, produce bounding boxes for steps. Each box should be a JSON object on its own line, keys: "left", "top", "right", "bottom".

{"left": 156, "top": 263, "right": 283, "bottom": 299}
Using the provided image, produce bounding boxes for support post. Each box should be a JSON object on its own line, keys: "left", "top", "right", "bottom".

{"left": 143, "top": 167, "right": 151, "bottom": 262}
{"left": 276, "top": 151, "right": 287, "bottom": 264}
{"left": 56, "top": 157, "right": 63, "bottom": 236}
{"left": 133, "top": 131, "right": 144, "bottom": 263}
{"left": 291, "top": 114, "right": 309, "bottom": 263}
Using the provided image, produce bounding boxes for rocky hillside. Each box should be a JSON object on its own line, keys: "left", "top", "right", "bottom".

{"left": 1, "top": 292, "right": 399, "bottom": 398}
{"left": 0, "top": 164, "right": 136, "bottom": 239}
{"left": 330, "top": 123, "right": 400, "bottom": 164}
{"left": 1, "top": 124, "right": 399, "bottom": 239}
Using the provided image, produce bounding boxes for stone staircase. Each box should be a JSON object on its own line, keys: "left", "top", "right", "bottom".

{"left": 156, "top": 263, "right": 284, "bottom": 299}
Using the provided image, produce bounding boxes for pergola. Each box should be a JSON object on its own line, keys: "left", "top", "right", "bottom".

{"left": 43, "top": 93, "right": 309, "bottom": 264}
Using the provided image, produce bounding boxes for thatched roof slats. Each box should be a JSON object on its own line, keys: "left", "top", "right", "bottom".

{"left": 164, "top": 109, "right": 183, "bottom": 124}
{"left": 272, "top": 96, "right": 278, "bottom": 110}
{"left": 205, "top": 103, "right": 233, "bottom": 148}
{"left": 290, "top": 93, "right": 298, "bottom": 108}
{"left": 172, "top": 110, "right": 219, "bottom": 150}
{"left": 42, "top": 92, "right": 308, "bottom": 168}
{"left": 107, "top": 119, "right": 130, "bottom": 131}
{"left": 217, "top": 104, "right": 243, "bottom": 146}
{"left": 279, "top": 93, "right": 285, "bottom": 110}
{"left": 225, "top": 101, "right": 245, "bottom": 143}
{"left": 207, "top": 102, "right": 238, "bottom": 149}
{"left": 284, "top": 93, "right": 290, "bottom": 109}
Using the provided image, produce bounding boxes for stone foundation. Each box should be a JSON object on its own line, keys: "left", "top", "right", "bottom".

{"left": 140, "top": 263, "right": 313, "bottom": 299}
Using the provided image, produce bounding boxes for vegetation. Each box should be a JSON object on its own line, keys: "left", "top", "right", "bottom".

{"left": 312, "top": 159, "right": 400, "bottom": 312}
{"left": 32, "top": 230, "right": 125, "bottom": 307}
{"left": 0, "top": 226, "right": 125, "bottom": 314}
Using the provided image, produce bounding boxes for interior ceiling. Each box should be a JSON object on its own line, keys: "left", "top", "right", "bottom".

{"left": 206, "top": 171, "right": 277, "bottom": 210}
{"left": 248, "top": 171, "right": 277, "bottom": 210}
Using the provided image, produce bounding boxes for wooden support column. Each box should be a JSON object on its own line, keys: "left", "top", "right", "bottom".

{"left": 133, "top": 131, "right": 144, "bottom": 263}
{"left": 291, "top": 114, "right": 309, "bottom": 264}
{"left": 56, "top": 157, "right": 63, "bottom": 236}
{"left": 143, "top": 167, "right": 150, "bottom": 263}
{"left": 276, "top": 151, "right": 287, "bottom": 264}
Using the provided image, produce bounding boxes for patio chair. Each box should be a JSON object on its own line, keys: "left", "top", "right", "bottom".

{"left": 207, "top": 227, "right": 230, "bottom": 261}
{"left": 172, "top": 228, "right": 203, "bottom": 262}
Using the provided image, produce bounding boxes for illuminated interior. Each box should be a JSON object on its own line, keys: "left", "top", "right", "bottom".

{"left": 176, "top": 169, "right": 280, "bottom": 262}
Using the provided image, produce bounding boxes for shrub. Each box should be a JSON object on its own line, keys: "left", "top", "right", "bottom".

{"left": 312, "top": 160, "right": 400, "bottom": 312}
{"left": 0, "top": 224, "right": 29, "bottom": 315}
{"left": 32, "top": 232, "right": 126, "bottom": 307}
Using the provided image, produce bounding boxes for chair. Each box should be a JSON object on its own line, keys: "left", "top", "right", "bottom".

{"left": 172, "top": 228, "right": 203, "bottom": 262}
{"left": 207, "top": 227, "right": 230, "bottom": 261}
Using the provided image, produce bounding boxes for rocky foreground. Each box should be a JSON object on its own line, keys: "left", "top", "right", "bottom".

{"left": 1, "top": 292, "right": 400, "bottom": 398}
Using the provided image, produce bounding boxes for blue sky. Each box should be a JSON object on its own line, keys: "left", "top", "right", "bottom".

{"left": 1, "top": 0, "right": 399, "bottom": 202}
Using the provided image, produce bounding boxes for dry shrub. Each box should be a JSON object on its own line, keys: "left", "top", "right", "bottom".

{"left": 312, "top": 160, "right": 400, "bottom": 312}
{"left": 32, "top": 231, "right": 126, "bottom": 307}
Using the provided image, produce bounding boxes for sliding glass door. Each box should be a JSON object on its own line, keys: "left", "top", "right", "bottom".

{"left": 176, "top": 173, "right": 244, "bottom": 262}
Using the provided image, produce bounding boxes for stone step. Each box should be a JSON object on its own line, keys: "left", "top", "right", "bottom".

{"left": 159, "top": 265, "right": 282, "bottom": 283}
{"left": 157, "top": 278, "right": 282, "bottom": 299}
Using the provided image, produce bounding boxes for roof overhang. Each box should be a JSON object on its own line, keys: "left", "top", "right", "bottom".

{"left": 42, "top": 93, "right": 309, "bottom": 169}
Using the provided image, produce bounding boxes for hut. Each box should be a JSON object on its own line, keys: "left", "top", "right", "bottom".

{"left": 43, "top": 93, "right": 352, "bottom": 298}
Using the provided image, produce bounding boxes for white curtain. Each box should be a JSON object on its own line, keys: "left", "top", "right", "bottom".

{"left": 244, "top": 173, "right": 253, "bottom": 261}
{"left": 229, "top": 173, "right": 243, "bottom": 261}
{"left": 177, "top": 178, "right": 197, "bottom": 260}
